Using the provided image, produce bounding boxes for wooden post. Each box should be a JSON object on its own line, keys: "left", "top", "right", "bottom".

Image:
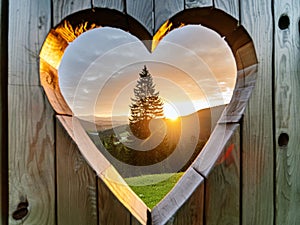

{"left": 205, "top": 126, "right": 240, "bottom": 225}
{"left": 126, "top": 0, "right": 153, "bottom": 35}
{"left": 274, "top": 0, "right": 300, "bottom": 224}
{"left": 8, "top": 0, "right": 56, "bottom": 224}
{"left": 56, "top": 118, "right": 98, "bottom": 225}
{"left": 240, "top": 0, "right": 274, "bottom": 224}
{"left": 0, "top": 0, "right": 8, "bottom": 224}
{"left": 52, "top": 0, "right": 91, "bottom": 26}
{"left": 154, "top": 0, "right": 184, "bottom": 33}
{"left": 93, "top": 0, "right": 124, "bottom": 12}
{"left": 185, "top": 0, "right": 212, "bottom": 9}
{"left": 214, "top": 0, "right": 239, "bottom": 20}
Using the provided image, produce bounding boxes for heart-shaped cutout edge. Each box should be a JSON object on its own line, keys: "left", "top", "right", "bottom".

{"left": 39, "top": 7, "right": 258, "bottom": 225}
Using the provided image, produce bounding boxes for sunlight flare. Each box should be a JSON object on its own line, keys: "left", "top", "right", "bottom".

{"left": 164, "top": 102, "right": 179, "bottom": 120}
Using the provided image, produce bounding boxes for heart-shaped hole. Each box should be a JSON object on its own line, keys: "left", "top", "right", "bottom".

{"left": 40, "top": 7, "right": 257, "bottom": 224}
{"left": 57, "top": 23, "right": 236, "bottom": 207}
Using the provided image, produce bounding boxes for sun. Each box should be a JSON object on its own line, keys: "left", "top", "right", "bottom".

{"left": 164, "top": 103, "right": 179, "bottom": 120}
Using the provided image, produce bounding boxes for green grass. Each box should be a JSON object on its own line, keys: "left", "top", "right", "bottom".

{"left": 125, "top": 172, "right": 184, "bottom": 209}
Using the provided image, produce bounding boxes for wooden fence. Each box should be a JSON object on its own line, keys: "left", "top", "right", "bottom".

{"left": 1, "top": 0, "right": 299, "bottom": 224}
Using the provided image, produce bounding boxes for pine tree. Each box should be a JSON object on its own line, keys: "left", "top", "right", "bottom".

{"left": 129, "top": 66, "right": 164, "bottom": 139}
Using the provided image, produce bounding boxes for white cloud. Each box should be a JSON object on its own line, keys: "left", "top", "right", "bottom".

{"left": 59, "top": 25, "right": 237, "bottom": 117}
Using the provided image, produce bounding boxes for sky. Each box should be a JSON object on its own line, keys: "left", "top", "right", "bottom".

{"left": 58, "top": 25, "right": 237, "bottom": 119}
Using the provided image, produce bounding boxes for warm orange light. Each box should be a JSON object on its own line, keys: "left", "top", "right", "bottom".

{"left": 152, "top": 21, "right": 173, "bottom": 52}
{"left": 40, "top": 20, "right": 99, "bottom": 70}
{"left": 55, "top": 20, "right": 98, "bottom": 43}
{"left": 164, "top": 103, "right": 179, "bottom": 120}
{"left": 152, "top": 21, "right": 185, "bottom": 52}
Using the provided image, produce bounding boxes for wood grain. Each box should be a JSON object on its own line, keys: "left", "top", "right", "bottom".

{"left": 93, "top": 0, "right": 124, "bottom": 12}
{"left": 39, "top": 28, "right": 72, "bottom": 115}
{"left": 219, "top": 64, "right": 258, "bottom": 123}
{"left": 56, "top": 116, "right": 111, "bottom": 174}
{"left": 98, "top": 178, "right": 131, "bottom": 225}
{"left": 40, "top": 59, "right": 72, "bottom": 115}
{"left": 168, "top": 182, "right": 204, "bottom": 225}
{"left": 57, "top": 116, "right": 148, "bottom": 224}
{"left": 151, "top": 168, "right": 204, "bottom": 225}
{"left": 205, "top": 125, "right": 240, "bottom": 225}
{"left": 185, "top": 0, "right": 212, "bottom": 8}
{"left": 192, "top": 123, "right": 239, "bottom": 177}
{"left": 127, "top": 0, "right": 153, "bottom": 35}
{"left": 240, "top": 0, "right": 274, "bottom": 224}
{"left": 56, "top": 118, "right": 97, "bottom": 225}
{"left": 8, "top": 85, "right": 55, "bottom": 225}
{"left": 274, "top": 1, "right": 300, "bottom": 224}
{"left": 214, "top": 0, "right": 239, "bottom": 20}
{"left": 154, "top": 0, "right": 184, "bottom": 33}
{"left": 99, "top": 166, "right": 149, "bottom": 224}
{"left": 8, "top": 0, "right": 51, "bottom": 85}
{"left": 0, "top": 0, "right": 8, "bottom": 223}
{"left": 52, "top": 0, "right": 91, "bottom": 26}
{"left": 131, "top": 216, "right": 143, "bottom": 225}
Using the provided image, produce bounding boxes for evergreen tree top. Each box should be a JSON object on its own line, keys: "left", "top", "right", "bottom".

{"left": 139, "top": 65, "right": 150, "bottom": 78}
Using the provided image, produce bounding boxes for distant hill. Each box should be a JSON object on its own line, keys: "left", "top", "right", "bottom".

{"left": 82, "top": 104, "right": 226, "bottom": 176}
{"left": 181, "top": 104, "right": 225, "bottom": 141}
{"left": 78, "top": 115, "right": 128, "bottom": 132}
{"left": 78, "top": 104, "right": 225, "bottom": 133}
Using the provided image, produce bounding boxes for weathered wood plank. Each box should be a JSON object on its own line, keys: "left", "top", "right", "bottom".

{"left": 127, "top": 0, "right": 153, "bottom": 35}
{"left": 57, "top": 116, "right": 148, "bottom": 224}
{"left": 8, "top": 85, "right": 55, "bottom": 224}
{"left": 39, "top": 59, "right": 72, "bottom": 115}
{"left": 167, "top": 182, "right": 204, "bottom": 225}
{"left": 52, "top": 0, "right": 91, "bottom": 26}
{"left": 185, "top": 0, "right": 212, "bottom": 8}
{"left": 274, "top": 1, "right": 300, "bottom": 224}
{"left": 214, "top": 0, "right": 239, "bottom": 20}
{"left": 154, "top": 0, "right": 184, "bottom": 33}
{"left": 219, "top": 64, "right": 257, "bottom": 123}
{"left": 0, "top": 0, "right": 8, "bottom": 223}
{"left": 93, "top": 0, "right": 124, "bottom": 12}
{"left": 151, "top": 168, "right": 204, "bottom": 225}
{"left": 131, "top": 216, "right": 143, "bottom": 225}
{"left": 192, "top": 123, "right": 239, "bottom": 177}
{"left": 205, "top": 125, "right": 240, "bottom": 225}
{"left": 98, "top": 178, "right": 131, "bottom": 225}
{"left": 8, "top": 0, "right": 51, "bottom": 85}
{"left": 56, "top": 118, "right": 97, "bottom": 225}
{"left": 99, "top": 166, "right": 149, "bottom": 224}
{"left": 240, "top": 0, "right": 274, "bottom": 224}
{"left": 57, "top": 116, "right": 111, "bottom": 175}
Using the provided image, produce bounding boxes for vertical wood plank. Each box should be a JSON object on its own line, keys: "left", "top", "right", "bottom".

{"left": 93, "top": 0, "right": 124, "bottom": 12}
{"left": 214, "top": 0, "right": 239, "bottom": 20}
{"left": 131, "top": 216, "right": 143, "bottom": 225}
{"left": 98, "top": 178, "right": 131, "bottom": 225}
{"left": 274, "top": 1, "right": 300, "bottom": 224}
{"left": 152, "top": 168, "right": 204, "bottom": 225}
{"left": 52, "top": 0, "right": 91, "bottom": 26}
{"left": 154, "top": 0, "right": 184, "bottom": 33}
{"left": 0, "top": 0, "right": 8, "bottom": 223}
{"left": 8, "top": 0, "right": 51, "bottom": 85}
{"left": 168, "top": 183, "right": 204, "bottom": 225}
{"left": 127, "top": 0, "right": 153, "bottom": 35}
{"left": 240, "top": 0, "right": 274, "bottom": 224}
{"left": 8, "top": 85, "right": 55, "bottom": 225}
{"left": 205, "top": 125, "right": 240, "bottom": 225}
{"left": 185, "top": 0, "right": 212, "bottom": 8}
{"left": 56, "top": 118, "right": 98, "bottom": 225}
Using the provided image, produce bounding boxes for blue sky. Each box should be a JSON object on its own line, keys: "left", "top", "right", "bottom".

{"left": 58, "top": 25, "right": 236, "bottom": 118}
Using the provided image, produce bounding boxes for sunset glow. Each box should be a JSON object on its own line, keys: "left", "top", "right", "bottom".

{"left": 164, "top": 103, "right": 179, "bottom": 120}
